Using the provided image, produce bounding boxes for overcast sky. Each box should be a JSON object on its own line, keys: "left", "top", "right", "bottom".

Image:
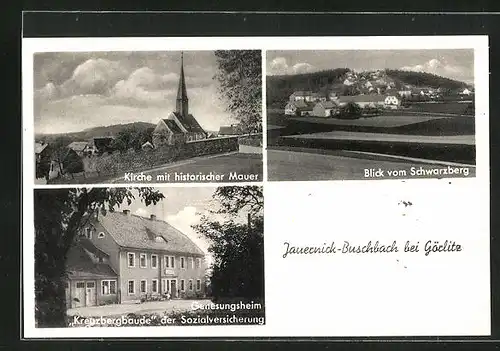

{"left": 33, "top": 51, "right": 236, "bottom": 134}
{"left": 267, "top": 49, "right": 474, "bottom": 84}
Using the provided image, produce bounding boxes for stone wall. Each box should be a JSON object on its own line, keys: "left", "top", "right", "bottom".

{"left": 86, "top": 136, "right": 239, "bottom": 178}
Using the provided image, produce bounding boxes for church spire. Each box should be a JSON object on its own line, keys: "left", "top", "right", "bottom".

{"left": 176, "top": 51, "right": 189, "bottom": 116}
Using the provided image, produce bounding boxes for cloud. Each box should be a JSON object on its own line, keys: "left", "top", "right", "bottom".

{"left": 59, "top": 58, "right": 129, "bottom": 97}
{"left": 400, "top": 58, "right": 472, "bottom": 83}
{"left": 268, "top": 56, "right": 316, "bottom": 75}
{"left": 292, "top": 62, "right": 315, "bottom": 74}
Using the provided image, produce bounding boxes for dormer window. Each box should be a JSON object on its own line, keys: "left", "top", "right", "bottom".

{"left": 98, "top": 232, "right": 105, "bottom": 239}
{"left": 155, "top": 236, "right": 164, "bottom": 243}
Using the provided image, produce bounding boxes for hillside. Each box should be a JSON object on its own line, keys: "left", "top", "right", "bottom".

{"left": 35, "top": 122, "right": 157, "bottom": 144}
{"left": 385, "top": 70, "right": 469, "bottom": 91}
{"left": 267, "top": 68, "right": 471, "bottom": 108}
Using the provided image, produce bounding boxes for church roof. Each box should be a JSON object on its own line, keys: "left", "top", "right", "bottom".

{"left": 162, "top": 119, "right": 183, "bottom": 134}
{"left": 173, "top": 112, "right": 206, "bottom": 135}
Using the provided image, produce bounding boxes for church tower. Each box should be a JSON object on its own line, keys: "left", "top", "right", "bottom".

{"left": 176, "top": 52, "right": 189, "bottom": 117}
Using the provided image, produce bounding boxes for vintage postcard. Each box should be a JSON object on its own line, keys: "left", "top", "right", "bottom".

{"left": 23, "top": 35, "right": 490, "bottom": 339}
{"left": 267, "top": 48, "right": 479, "bottom": 181}
{"left": 28, "top": 45, "right": 263, "bottom": 185}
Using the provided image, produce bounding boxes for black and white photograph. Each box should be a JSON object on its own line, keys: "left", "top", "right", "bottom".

{"left": 33, "top": 50, "right": 263, "bottom": 185}
{"left": 33, "top": 186, "right": 265, "bottom": 328}
{"left": 266, "top": 49, "right": 477, "bottom": 181}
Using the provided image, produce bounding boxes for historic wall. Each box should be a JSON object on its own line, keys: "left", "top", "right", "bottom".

{"left": 62, "top": 136, "right": 240, "bottom": 180}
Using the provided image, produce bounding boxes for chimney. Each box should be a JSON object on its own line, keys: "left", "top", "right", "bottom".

{"left": 150, "top": 214, "right": 157, "bottom": 220}
{"left": 123, "top": 209, "right": 130, "bottom": 215}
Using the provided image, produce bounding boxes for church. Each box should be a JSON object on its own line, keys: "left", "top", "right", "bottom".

{"left": 152, "top": 53, "right": 208, "bottom": 147}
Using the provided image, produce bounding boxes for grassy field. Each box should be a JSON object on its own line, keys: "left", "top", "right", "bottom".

{"left": 267, "top": 148, "right": 475, "bottom": 181}
{"left": 267, "top": 112, "right": 475, "bottom": 138}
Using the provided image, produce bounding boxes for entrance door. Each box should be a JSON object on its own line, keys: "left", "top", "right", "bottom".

{"left": 170, "top": 280, "right": 177, "bottom": 298}
{"left": 74, "top": 281, "right": 85, "bottom": 308}
{"left": 85, "top": 281, "right": 97, "bottom": 306}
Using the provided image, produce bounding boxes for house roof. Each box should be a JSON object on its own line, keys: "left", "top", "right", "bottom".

{"left": 338, "top": 95, "right": 387, "bottom": 103}
{"left": 219, "top": 126, "right": 239, "bottom": 135}
{"left": 173, "top": 112, "right": 206, "bottom": 135}
{"left": 141, "top": 141, "right": 154, "bottom": 148}
{"left": 316, "top": 101, "right": 338, "bottom": 109}
{"left": 35, "top": 142, "right": 48, "bottom": 154}
{"left": 67, "top": 141, "right": 89, "bottom": 152}
{"left": 97, "top": 211, "right": 205, "bottom": 256}
{"left": 162, "top": 119, "right": 183, "bottom": 134}
{"left": 66, "top": 244, "right": 117, "bottom": 279}
{"left": 79, "top": 238, "right": 109, "bottom": 259}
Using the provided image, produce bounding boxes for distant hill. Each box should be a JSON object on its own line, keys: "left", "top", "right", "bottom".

{"left": 385, "top": 70, "right": 469, "bottom": 91}
{"left": 267, "top": 68, "right": 470, "bottom": 108}
{"left": 35, "top": 122, "right": 156, "bottom": 144}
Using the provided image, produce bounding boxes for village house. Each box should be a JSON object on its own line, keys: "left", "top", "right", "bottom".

{"left": 35, "top": 142, "right": 49, "bottom": 163}
{"left": 67, "top": 141, "right": 92, "bottom": 157}
{"left": 289, "top": 91, "right": 310, "bottom": 102}
{"left": 65, "top": 209, "right": 207, "bottom": 308}
{"left": 141, "top": 141, "right": 155, "bottom": 151}
{"left": 284, "top": 100, "right": 314, "bottom": 116}
{"left": 312, "top": 101, "right": 340, "bottom": 117}
{"left": 335, "top": 94, "right": 400, "bottom": 109}
{"left": 152, "top": 53, "right": 208, "bottom": 147}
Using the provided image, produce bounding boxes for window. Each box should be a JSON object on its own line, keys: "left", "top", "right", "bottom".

{"left": 76, "top": 282, "right": 85, "bottom": 289}
{"left": 83, "top": 227, "right": 93, "bottom": 239}
{"left": 102, "top": 280, "right": 117, "bottom": 295}
{"left": 151, "top": 254, "right": 158, "bottom": 269}
{"left": 180, "top": 257, "right": 185, "bottom": 269}
{"left": 161, "top": 279, "right": 167, "bottom": 293}
{"left": 165, "top": 255, "right": 176, "bottom": 269}
{"left": 196, "top": 279, "right": 201, "bottom": 291}
{"left": 188, "top": 279, "right": 193, "bottom": 291}
{"left": 64, "top": 281, "right": 69, "bottom": 289}
{"left": 189, "top": 257, "right": 194, "bottom": 269}
{"left": 140, "top": 253, "right": 147, "bottom": 268}
{"left": 180, "top": 279, "right": 185, "bottom": 292}
{"left": 128, "top": 280, "right": 135, "bottom": 295}
{"left": 86, "top": 281, "right": 95, "bottom": 288}
{"left": 140, "top": 280, "right": 147, "bottom": 293}
{"left": 152, "top": 279, "right": 158, "bottom": 293}
{"left": 127, "top": 253, "right": 135, "bottom": 267}
{"left": 98, "top": 232, "right": 105, "bottom": 239}
{"left": 195, "top": 258, "right": 201, "bottom": 269}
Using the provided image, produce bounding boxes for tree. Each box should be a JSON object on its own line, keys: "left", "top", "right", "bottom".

{"left": 34, "top": 187, "right": 164, "bottom": 327}
{"left": 339, "top": 102, "right": 362, "bottom": 119}
{"left": 111, "top": 127, "right": 154, "bottom": 153}
{"left": 194, "top": 186, "right": 264, "bottom": 301}
{"left": 213, "top": 50, "right": 262, "bottom": 133}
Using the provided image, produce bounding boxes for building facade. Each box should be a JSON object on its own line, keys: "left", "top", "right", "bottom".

{"left": 152, "top": 53, "right": 207, "bottom": 147}
{"left": 66, "top": 209, "right": 207, "bottom": 307}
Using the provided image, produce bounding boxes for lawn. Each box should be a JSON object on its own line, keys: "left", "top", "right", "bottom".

{"left": 267, "top": 148, "right": 476, "bottom": 182}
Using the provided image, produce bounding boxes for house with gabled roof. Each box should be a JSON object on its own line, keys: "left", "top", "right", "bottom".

{"left": 67, "top": 141, "right": 91, "bottom": 156}
{"left": 152, "top": 53, "right": 208, "bottom": 147}
{"left": 65, "top": 240, "right": 118, "bottom": 308}
{"left": 75, "top": 209, "right": 207, "bottom": 305}
{"left": 312, "top": 101, "right": 340, "bottom": 117}
{"left": 284, "top": 100, "right": 314, "bottom": 116}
